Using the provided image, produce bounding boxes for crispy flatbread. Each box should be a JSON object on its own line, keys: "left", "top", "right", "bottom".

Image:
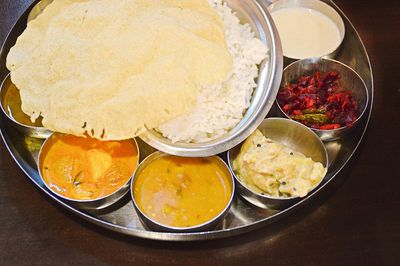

{"left": 7, "top": 0, "right": 232, "bottom": 140}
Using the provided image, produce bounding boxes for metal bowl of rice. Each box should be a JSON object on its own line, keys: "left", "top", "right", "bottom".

{"left": 140, "top": 0, "right": 283, "bottom": 157}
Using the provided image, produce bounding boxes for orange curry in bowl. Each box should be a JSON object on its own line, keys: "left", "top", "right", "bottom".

{"left": 39, "top": 133, "right": 138, "bottom": 201}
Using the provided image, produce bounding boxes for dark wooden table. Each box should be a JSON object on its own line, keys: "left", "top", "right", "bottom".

{"left": 0, "top": 0, "right": 399, "bottom": 265}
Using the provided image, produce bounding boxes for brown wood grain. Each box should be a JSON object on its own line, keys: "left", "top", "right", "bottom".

{"left": 0, "top": 0, "right": 399, "bottom": 265}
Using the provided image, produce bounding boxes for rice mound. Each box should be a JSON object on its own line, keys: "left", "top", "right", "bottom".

{"left": 158, "top": 0, "right": 269, "bottom": 143}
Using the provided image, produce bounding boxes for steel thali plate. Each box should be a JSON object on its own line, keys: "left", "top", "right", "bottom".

{"left": 0, "top": 0, "right": 373, "bottom": 241}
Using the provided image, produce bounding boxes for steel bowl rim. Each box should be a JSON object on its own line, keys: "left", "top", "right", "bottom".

{"left": 276, "top": 57, "right": 370, "bottom": 133}
{"left": 37, "top": 132, "right": 140, "bottom": 204}
{"left": 130, "top": 151, "right": 236, "bottom": 232}
{"left": 227, "top": 117, "right": 328, "bottom": 202}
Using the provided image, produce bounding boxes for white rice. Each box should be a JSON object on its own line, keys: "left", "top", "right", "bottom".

{"left": 158, "top": 0, "right": 269, "bottom": 143}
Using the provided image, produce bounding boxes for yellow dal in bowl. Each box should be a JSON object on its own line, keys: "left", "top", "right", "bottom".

{"left": 133, "top": 155, "right": 232, "bottom": 228}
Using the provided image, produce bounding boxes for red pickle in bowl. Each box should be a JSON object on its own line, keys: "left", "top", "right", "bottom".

{"left": 277, "top": 71, "right": 359, "bottom": 130}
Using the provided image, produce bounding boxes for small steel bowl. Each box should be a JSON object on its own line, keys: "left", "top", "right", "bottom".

{"left": 37, "top": 133, "right": 140, "bottom": 210}
{"left": 228, "top": 118, "right": 328, "bottom": 210}
{"left": 131, "top": 152, "right": 235, "bottom": 232}
{"left": 139, "top": 0, "right": 283, "bottom": 157}
{"left": 276, "top": 58, "right": 369, "bottom": 141}
{"left": 268, "top": 0, "right": 345, "bottom": 63}
{"left": 0, "top": 74, "right": 52, "bottom": 138}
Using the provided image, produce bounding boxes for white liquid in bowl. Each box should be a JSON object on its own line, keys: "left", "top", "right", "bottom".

{"left": 271, "top": 7, "right": 342, "bottom": 59}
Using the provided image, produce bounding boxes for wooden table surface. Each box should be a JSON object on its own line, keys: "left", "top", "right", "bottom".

{"left": 0, "top": 0, "right": 399, "bottom": 265}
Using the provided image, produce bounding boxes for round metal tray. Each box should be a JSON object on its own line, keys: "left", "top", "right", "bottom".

{"left": 0, "top": 0, "right": 373, "bottom": 241}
